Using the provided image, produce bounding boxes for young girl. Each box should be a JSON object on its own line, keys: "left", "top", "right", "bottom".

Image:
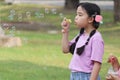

{"left": 61, "top": 2, "right": 104, "bottom": 80}
{"left": 106, "top": 55, "right": 120, "bottom": 80}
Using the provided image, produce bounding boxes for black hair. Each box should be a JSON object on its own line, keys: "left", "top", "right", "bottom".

{"left": 76, "top": 29, "right": 96, "bottom": 55}
{"left": 70, "top": 3, "right": 101, "bottom": 55}
{"left": 69, "top": 28, "right": 84, "bottom": 54}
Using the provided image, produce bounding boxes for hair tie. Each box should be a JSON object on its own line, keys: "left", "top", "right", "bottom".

{"left": 92, "top": 12, "right": 103, "bottom": 24}
{"left": 95, "top": 15, "right": 103, "bottom": 24}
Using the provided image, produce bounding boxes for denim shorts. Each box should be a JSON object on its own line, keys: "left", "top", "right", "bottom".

{"left": 70, "top": 72, "right": 101, "bottom": 80}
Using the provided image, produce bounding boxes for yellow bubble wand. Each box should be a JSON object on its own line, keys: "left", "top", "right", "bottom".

{"left": 64, "top": 17, "right": 72, "bottom": 23}
{"left": 61, "top": 17, "right": 72, "bottom": 33}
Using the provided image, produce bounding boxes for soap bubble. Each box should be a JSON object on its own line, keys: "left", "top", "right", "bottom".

{"left": 39, "top": 13, "right": 44, "bottom": 18}
{"left": 8, "top": 9, "right": 16, "bottom": 21}
{"left": 10, "top": 9, "right": 16, "bottom": 16}
{"left": 59, "top": 13, "right": 64, "bottom": 19}
{"left": 8, "top": 14, "right": 14, "bottom": 21}
{"left": 18, "top": 13, "right": 23, "bottom": 22}
{"left": 26, "top": 11, "right": 31, "bottom": 19}
{"left": 35, "top": 11, "right": 45, "bottom": 18}
{"left": 11, "top": 25, "right": 16, "bottom": 31}
{"left": 45, "top": 8, "right": 49, "bottom": 14}
{"left": 35, "top": 11, "right": 40, "bottom": 18}
{"left": 51, "top": 8, "right": 57, "bottom": 14}
{"left": 9, "top": 25, "right": 16, "bottom": 37}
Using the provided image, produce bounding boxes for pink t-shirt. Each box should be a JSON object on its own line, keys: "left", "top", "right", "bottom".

{"left": 69, "top": 31, "right": 104, "bottom": 73}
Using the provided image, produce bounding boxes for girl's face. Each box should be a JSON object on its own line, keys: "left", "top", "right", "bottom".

{"left": 74, "top": 6, "right": 90, "bottom": 28}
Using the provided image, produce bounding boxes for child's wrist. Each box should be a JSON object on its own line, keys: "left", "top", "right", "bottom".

{"left": 61, "top": 29, "right": 69, "bottom": 33}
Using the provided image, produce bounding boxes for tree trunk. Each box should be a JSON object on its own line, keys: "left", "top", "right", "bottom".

{"left": 114, "top": 0, "right": 120, "bottom": 23}
{"left": 65, "top": 0, "right": 79, "bottom": 9}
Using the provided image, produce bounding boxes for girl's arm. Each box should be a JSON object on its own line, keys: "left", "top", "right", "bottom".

{"left": 62, "top": 32, "right": 70, "bottom": 53}
{"left": 61, "top": 18, "right": 70, "bottom": 53}
{"left": 90, "top": 61, "right": 101, "bottom": 80}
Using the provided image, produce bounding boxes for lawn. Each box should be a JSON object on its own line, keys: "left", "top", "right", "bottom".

{"left": 0, "top": 28, "right": 120, "bottom": 80}
{"left": 0, "top": 31, "right": 71, "bottom": 80}
{"left": 0, "top": 1, "right": 120, "bottom": 80}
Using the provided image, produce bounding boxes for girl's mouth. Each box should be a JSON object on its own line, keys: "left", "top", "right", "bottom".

{"left": 74, "top": 21, "right": 77, "bottom": 25}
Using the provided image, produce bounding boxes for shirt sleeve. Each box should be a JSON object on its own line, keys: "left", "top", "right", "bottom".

{"left": 91, "top": 38, "right": 104, "bottom": 63}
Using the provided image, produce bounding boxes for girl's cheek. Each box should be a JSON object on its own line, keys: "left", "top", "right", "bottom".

{"left": 77, "top": 19, "right": 81, "bottom": 25}
{"left": 77, "top": 18, "right": 81, "bottom": 22}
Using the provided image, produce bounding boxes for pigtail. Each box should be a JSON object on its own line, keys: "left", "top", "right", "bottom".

{"left": 76, "top": 45, "right": 85, "bottom": 55}
{"left": 69, "top": 28, "right": 84, "bottom": 54}
{"left": 79, "top": 28, "right": 85, "bottom": 36}
{"left": 77, "top": 30, "right": 96, "bottom": 55}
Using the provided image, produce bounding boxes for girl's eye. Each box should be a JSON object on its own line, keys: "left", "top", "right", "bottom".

{"left": 76, "top": 13, "right": 82, "bottom": 16}
{"left": 79, "top": 14, "right": 82, "bottom": 16}
{"left": 77, "top": 13, "right": 82, "bottom": 16}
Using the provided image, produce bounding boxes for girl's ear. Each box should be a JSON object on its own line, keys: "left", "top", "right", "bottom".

{"left": 88, "top": 17, "right": 94, "bottom": 23}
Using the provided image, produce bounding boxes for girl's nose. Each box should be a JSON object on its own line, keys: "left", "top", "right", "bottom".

{"left": 75, "top": 15, "right": 78, "bottom": 20}
{"left": 74, "top": 16, "right": 78, "bottom": 21}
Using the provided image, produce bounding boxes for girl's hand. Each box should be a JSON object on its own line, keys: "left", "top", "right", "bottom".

{"left": 61, "top": 17, "right": 71, "bottom": 33}
{"left": 106, "top": 74, "right": 120, "bottom": 80}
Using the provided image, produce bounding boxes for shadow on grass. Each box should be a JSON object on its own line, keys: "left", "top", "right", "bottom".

{"left": 0, "top": 60, "right": 70, "bottom": 80}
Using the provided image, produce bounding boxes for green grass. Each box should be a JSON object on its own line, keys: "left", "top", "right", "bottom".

{"left": 0, "top": 31, "right": 71, "bottom": 80}
{"left": 0, "top": 27, "right": 120, "bottom": 80}
{"left": 0, "top": 2, "right": 120, "bottom": 80}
